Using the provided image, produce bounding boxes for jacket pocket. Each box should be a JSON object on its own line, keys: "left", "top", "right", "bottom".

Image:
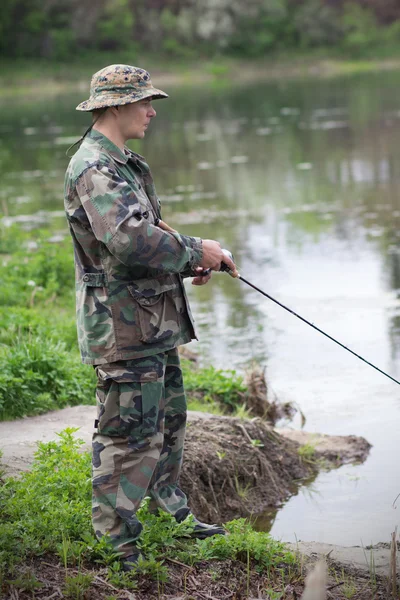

{"left": 127, "top": 277, "right": 181, "bottom": 344}
{"left": 95, "top": 367, "right": 162, "bottom": 439}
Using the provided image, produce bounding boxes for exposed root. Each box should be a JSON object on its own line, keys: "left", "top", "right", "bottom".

{"left": 244, "top": 363, "right": 302, "bottom": 424}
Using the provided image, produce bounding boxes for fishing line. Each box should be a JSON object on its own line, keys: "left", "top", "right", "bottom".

{"left": 217, "top": 251, "right": 400, "bottom": 387}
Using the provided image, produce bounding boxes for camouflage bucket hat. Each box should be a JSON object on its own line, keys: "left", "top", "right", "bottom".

{"left": 76, "top": 64, "right": 168, "bottom": 111}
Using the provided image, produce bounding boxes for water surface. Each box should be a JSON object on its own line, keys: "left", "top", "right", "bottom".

{"left": 1, "top": 71, "right": 400, "bottom": 546}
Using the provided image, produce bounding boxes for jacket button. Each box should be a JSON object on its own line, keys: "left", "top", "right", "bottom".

{"left": 83, "top": 274, "right": 90, "bottom": 282}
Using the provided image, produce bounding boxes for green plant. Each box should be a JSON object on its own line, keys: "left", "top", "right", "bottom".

{"left": 0, "top": 337, "right": 96, "bottom": 420}
{"left": 298, "top": 442, "right": 317, "bottom": 464}
{"left": 64, "top": 572, "right": 93, "bottom": 599}
{"left": 6, "top": 570, "right": 43, "bottom": 593}
{"left": 57, "top": 535, "right": 87, "bottom": 568}
{"left": 342, "top": 3, "right": 381, "bottom": 55}
{"left": 106, "top": 560, "right": 138, "bottom": 590}
{"left": 265, "top": 589, "right": 283, "bottom": 600}
{"left": 0, "top": 429, "right": 93, "bottom": 571}
{"left": 182, "top": 360, "right": 247, "bottom": 413}
{"left": 0, "top": 431, "right": 302, "bottom": 596}
{"left": 250, "top": 438, "right": 265, "bottom": 448}
{"left": 234, "top": 474, "right": 252, "bottom": 500}
{"left": 193, "top": 519, "right": 296, "bottom": 571}
{"left": 233, "top": 403, "right": 253, "bottom": 419}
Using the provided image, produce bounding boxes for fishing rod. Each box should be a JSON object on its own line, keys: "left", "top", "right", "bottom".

{"left": 210, "top": 250, "right": 400, "bottom": 387}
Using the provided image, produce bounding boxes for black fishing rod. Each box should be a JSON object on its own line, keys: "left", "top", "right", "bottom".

{"left": 213, "top": 250, "right": 400, "bottom": 387}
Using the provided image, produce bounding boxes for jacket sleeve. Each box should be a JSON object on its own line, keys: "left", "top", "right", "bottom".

{"left": 73, "top": 164, "right": 203, "bottom": 274}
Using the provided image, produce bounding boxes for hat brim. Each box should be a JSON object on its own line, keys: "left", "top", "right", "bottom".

{"left": 76, "top": 87, "right": 168, "bottom": 111}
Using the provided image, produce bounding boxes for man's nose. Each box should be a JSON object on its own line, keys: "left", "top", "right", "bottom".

{"left": 149, "top": 106, "right": 156, "bottom": 118}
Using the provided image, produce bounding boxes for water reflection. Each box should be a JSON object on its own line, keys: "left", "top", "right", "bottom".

{"left": 2, "top": 70, "right": 400, "bottom": 543}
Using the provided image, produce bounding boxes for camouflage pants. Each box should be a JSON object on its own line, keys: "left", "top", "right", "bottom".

{"left": 92, "top": 347, "right": 189, "bottom": 557}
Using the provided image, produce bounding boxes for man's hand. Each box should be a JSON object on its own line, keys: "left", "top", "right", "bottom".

{"left": 192, "top": 266, "right": 212, "bottom": 286}
{"left": 200, "top": 240, "right": 238, "bottom": 276}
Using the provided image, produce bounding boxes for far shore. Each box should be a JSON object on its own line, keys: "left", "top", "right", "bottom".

{"left": 2, "top": 54, "right": 400, "bottom": 99}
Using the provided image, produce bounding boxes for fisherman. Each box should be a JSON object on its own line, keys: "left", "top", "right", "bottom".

{"left": 64, "top": 64, "right": 238, "bottom": 571}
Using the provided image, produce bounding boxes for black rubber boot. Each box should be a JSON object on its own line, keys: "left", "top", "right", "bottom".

{"left": 190, "top": 516, "right": 226, "bottom": 539}
{"left": 121, "top": 549, "right": 143, "bottom": 572}
{"left": 174, "top": 508, "right": 226, "bottom": 539}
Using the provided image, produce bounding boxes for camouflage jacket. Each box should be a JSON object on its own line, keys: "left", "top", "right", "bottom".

{"left": 64, "top": 129, "right": 203, "bottom": 365}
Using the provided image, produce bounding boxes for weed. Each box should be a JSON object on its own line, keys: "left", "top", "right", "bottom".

{"left": 265, "top": 589, "right": 284, "bottom": 600}
{"left": 6, "top": 570, "right": 43, "bottom": 592}
{"left": 182, "top": 359, "right": 247, "bottom": 412}
{"left": 216, "top": 450, "right": 226, "bottom": 460}
{"left": 234, "top": 474, "right": 252, "bottom": 499}
{"left": 0, "top": 429, "right": 93, "bottom": 571}
{"left": 298, "top": 442, "right": 317, "bottom": 464}
{"left": 107, "top": 562, "right": 138, "bottom": 590}
{"left": 233, "top": 403, "right": 253, "bottom": 419}
{"left": 64, "top": 572, "right": 93, "bottom": 599}
{"left": 250, "top": 438, "right": 265, "bottom": 448}
{"left": 57, "top": 535, "right": 87, "bottom": 568}
{"left": 333, "top": 567, "right": 357, "bottom": 599}
{"left": 128, "top": 555, "right": 168, "bottom": 583}
{"left": 0, "top": 430, "right": 299, "bottom": 594}
{"left": 0, "top": 337, "right": 96, "bottom": 420}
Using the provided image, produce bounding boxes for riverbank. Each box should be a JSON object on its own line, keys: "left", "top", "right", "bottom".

{"left": 2, "top": 53, "right": 400, "bottom": 98}
{"left": 1, "top": 406, "right": 396, "bottom": 599}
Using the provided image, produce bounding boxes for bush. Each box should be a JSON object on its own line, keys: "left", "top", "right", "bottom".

{"left": 0, "top": 429, "right": 93, "bottom": 570}
{"left": 293, "top": 0, "right": 343, "bottom": 47}
{"left": 0, "top": 236, "right": 75, "bottom": 308}
{"left": 0, "top": 306, "right": 78, "bottom": 349}
{"left": 226, "top": 0, "right": 292, "bottom": 57}
{"left": 181, "top": 359, "right": 247, "bottom": 412}
{"left": 341, "top": 3, "right": 381, "bottom": 54}
{"left": 0, "top": 337, "right": 96, "bottom": 420}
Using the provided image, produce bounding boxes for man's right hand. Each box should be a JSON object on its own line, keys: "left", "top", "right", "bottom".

{"left": 200, "top": 240, "right": 238, "bottom": 277}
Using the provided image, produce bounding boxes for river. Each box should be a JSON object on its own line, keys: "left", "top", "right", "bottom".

{"left": 1, "top": 69, "right": 400, "bottom": 547}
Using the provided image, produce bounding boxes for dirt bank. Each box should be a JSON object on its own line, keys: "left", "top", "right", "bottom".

{"left": 0, "top": 406, "right": 370, "bottom": 524}
{"left": 180, "top": 413, "right": 371, "bottom": 523}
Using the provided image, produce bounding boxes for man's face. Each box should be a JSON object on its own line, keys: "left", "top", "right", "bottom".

{"left": 117, "top": 98, "right": 157, "bottom": 140}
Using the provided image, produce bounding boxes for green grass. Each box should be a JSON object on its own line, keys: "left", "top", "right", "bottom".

{"left": 0, "top": 429, "right": 296, "bottom": 587}
{"left": 297, "top": 442, "right": 317, "bottom": 465}
{"left": 0, "top": 222, "right": 249, "bottom": 420}
{"left": 182, "top": 359, "right": 247, "bottom": 412}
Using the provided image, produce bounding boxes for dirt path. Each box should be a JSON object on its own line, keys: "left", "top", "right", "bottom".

{"left": 0, "top": 406, "right": 371, "bottom": 477}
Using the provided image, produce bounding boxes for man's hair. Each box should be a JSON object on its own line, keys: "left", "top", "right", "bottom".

{"left": 92, "top": 107, "right": 108, "bottom": 121}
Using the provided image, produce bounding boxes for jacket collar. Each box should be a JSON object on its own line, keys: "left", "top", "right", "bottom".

{"left": 85, "top": 129, "right": 131, "bottom": 164}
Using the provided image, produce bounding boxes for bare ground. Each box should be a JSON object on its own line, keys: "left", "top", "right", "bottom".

{"left": 2, "top": 551, "right": 394, "bottom": 600}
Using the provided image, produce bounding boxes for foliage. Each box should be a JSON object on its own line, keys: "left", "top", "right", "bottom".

{"left": 341, "top": 3, "right": 381, "bottom": 55}
{"left": 0, "top": 429, "right": 93, "bottom": 571}
{"left": 298, "top": 442, "right": 317, "bottom": 465}
{"left": 0, "top": 337, "right": 96, "bottom": 420}
{"left": 96, "top": 0, "right": 135, "bottom": 52}
{"left": 0, "top": 223, "right": 95, "bottom": 420}
{"left": 181, "top": 359, "right": 247, "bottom": 412}
{"left": 293, "top": 0, "right": 343, "bottom": 48}
{"left": 0, "top": 235, "right": 75, "bottom": 308}
{"left": 0, "top": 221, "right": 249, "bottom": 420}
{"left": 226, "top": 0, "right": 293, "bottom": 57}
{"left": 1, "top": 0, "right": 400, "bottom": 61}
{"left": 0, "top": 430, "right": 296, "bottom": 582}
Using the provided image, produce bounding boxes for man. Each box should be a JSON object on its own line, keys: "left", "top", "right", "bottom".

{"left": 64, "top": 64, "right": 237, "bottom": 570}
